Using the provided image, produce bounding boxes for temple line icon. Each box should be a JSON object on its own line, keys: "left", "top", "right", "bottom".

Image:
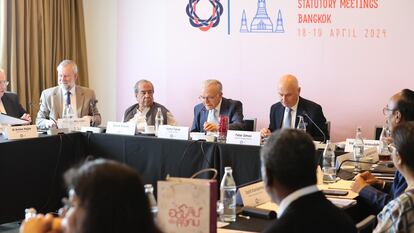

{"left": 240, "top": 0, "right": 285, "bottom": 33}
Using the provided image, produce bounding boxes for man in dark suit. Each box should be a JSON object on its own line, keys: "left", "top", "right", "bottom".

{"left": 191, "top": 79, "right": 244, "bottom": 132}
{"left": 261, "top": 74, "right": 329, "bottom": 142}
{"left": 261, "top": 129, "right": 357, "bottom": 233}
{"left": 0, "top": 69, "right": 31, "bottom": 122}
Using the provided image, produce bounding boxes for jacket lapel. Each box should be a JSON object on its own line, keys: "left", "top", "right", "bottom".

{"left": 53, "top": 88, "right": 63, "bottom": 119}
{"left": 76, "top": 87, "right": 84, "bottom": 117}
{"left": 276, "top": 105, "right": 284, "bottom": 128}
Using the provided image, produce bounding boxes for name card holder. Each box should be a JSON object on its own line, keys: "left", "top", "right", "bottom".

{"left": 3, "top": 125, "right": 38, "bottom": 140}
{"left": 106, "top": 121, "right": 136, "bottom": 135}
{"left": 238, "top": 181, "right": 270, "bottom": 207}
{"left": 226, "top": 130, "right": 261, "bottom": 146}
{"left": 344, "top": 139, "right": 381, "bottom": 152}
{"left": 57, "top": 118, "right": 90, "bottom": 132}
{"left": 157, "top": 125, "right": 189, "bottom": 140}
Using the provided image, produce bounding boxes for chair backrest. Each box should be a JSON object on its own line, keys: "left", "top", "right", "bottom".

{"left": 356, "top": 214, "right": 377, "bottom": 233}
{"left": 243, "top": 118, "right": 257, "bottom": 131}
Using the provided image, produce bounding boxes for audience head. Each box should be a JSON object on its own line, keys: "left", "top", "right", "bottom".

{"left": 261, "top": 129, "right": 316, "bottom": 204}
{"left": 0, "top": 68, "right": 8, "bottom": 98}
{"left": 392, "top": 122, "right": 414, "bottom": 177}
{"left": 385, "top": 89, "right": 414, "bottom": 131}
{"left": 199, "top": 79, "right": 223, "bottom": 110}
{"left": 278, "top": 74, "right": 300, "bottom": 108}
{"left": 134, "top": 79, "right": 154, "bottom": 108}
{"left": 57, "top": 60, "right": 78, "bottom": 91}
{"left": 63, "top": 159, "right": 159, "bottom": 233}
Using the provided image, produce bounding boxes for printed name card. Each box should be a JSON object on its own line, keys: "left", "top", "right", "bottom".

{"left": 226, "top": 130, "right": 261, "bottom": 146}
{"left": 3, "top": 125, "right": 38, "bottom": 140}
{"left": 238, "top": 181, "right": 270, "bottom": 207}
{"left": 157, "top": 125, "right": 189, "bottom": 140}
{"left": 344, "top": 139, "right": 380, "bottom": 152}
{"left": 106, "top": 121, "right": 136, "bottom": 135}
{"left": 57, "top": 118, "right": 90, "bottom": 132}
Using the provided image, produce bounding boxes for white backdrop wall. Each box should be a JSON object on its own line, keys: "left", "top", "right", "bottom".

{"left": 113, "top": 0, "right": 414, "bottom": 141}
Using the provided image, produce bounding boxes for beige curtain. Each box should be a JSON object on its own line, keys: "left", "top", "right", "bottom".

{"left": 3, "top": 0, "right": 89, "bottom": 118}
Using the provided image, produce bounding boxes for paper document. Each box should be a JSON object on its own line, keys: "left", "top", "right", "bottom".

{"left": 0, "top": 114, "right": 29, "bottom": 125}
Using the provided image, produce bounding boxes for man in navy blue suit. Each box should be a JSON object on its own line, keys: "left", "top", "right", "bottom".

{"left": 191, "top": 79, "right": 244, "bottom": 133}
{"left": 0, "top": 69, "right": 31, "bottom": 122}
{"left": 261, "top": 129, "right": 356, "bottom": 233}
{"left": 260, "top": 74, "right": 329, "bottom": 142}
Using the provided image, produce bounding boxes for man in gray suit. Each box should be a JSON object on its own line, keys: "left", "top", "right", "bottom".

{"left": 36, "top": 60, "right": 101, "bottom": 129}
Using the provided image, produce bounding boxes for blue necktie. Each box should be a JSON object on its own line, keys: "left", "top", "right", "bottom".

{"left": 66, "top": 91, "right": 71, "bottom": 106}
{"left": 283, "top": 107, "right": 291, "bottom": 128}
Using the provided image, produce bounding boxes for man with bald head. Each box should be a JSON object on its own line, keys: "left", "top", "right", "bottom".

{"left": 261, "top": 74, "right": 328, "bottom": 141}
{"left": 191, "top": 79, "right": 244, "bottom": 133}
{"left": 0, "top": 69, "right": 31, "bottom": 122}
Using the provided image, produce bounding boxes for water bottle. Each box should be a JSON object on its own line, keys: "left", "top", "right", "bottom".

{"left": 154, "top": 107, "right": 164, "bottom": 136}
{"left": 353, "top": 127, "right": 364, "bottom": 172}
{"left": 144, "top": 184, "right": 158, "bottom": 219}
{"left": 63, "top": 104, "right": 75, "bottom": 119}
{"left": 322, "top": 140, "right": 336, "bottom": 183}
{"left": 220, "top": 167, "right": 236, "bottom": 222}
{"left": 296, "top": 115, "right": 306, "bottom": 132}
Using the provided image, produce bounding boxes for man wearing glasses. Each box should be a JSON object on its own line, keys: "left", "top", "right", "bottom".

{"left": 191, "top": 79, "right": 244, "bottom": 133}
{"left": 351, "top": 89, "right": 414, "bottom": 213}
{"left": 123, "top": 79, "right": 176, "bottom": 131}
{"left": 0, "top": 69, "right": 31, "bottom": 122}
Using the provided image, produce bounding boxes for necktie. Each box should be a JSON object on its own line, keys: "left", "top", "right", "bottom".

{"left": 207, "top": 109, "right": 218, "bottom": 124}
{"left": 283, "top": 107, "right": 292, "bottom": 128}
{"left": 66, "top": 91, "right": 71, "bottom": 106}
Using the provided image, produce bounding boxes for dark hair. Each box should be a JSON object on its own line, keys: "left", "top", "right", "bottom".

{"left": 260, "top": 129, "right": 317, "bottom": 190}
{"left": 64, "top": 159, "right": 161, "bottom": 233}
{"left": 395, "top": 89, "right": 414, "bottom": 121}
{"left": 392, "top": 122, "right": 414, "bottom": 172}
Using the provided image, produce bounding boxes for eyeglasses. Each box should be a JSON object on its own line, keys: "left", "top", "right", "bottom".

{"left": 0, "top": 80, "right": 9, "bottom": 86}
{"left": 382, "top": 107, "right": 395, "bottom": 115}
{"left": 199, "top": 95, "right": 217, "bottom": 102}
{"left": 138, "top": 90, "right": 154, "bottom": 96}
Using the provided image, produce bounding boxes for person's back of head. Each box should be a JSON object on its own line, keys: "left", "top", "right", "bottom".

{"left": 261, "top": 129, "right": 317, "bottom": 192}
{"left": 64, "top": 159, "right": 161, "bottom": 233}
{"left": 396, "top": 89, "right": 414, "bottom": 121}
{"left": 392, "top": 122, "right": 414, "bottom": 172}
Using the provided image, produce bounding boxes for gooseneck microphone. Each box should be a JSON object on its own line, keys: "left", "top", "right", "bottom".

{"left": 300, "top": 110, "right": 326, "bottom": 143}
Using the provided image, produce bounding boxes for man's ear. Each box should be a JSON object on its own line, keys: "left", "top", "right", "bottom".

{"left": 264, "top": 168, "right": 273, "bottom": 187}
{"left": 395, "top": 110, "right": 402, "bottom": 124}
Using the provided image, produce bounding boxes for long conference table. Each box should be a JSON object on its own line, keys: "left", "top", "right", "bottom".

{"left": 0, "top": 132, "right": 263, "bottom": 224}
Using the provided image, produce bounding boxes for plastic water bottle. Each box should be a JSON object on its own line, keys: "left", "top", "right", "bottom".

{"left": 154, "top": 107, "right": 163, "bottom": 135}
{"left": 63, "top": 104, "right": 75, "bottom": 119}
{"left": 144, "top": 184, "right": 158, "bottom": 219}
{"left": 353, "top": 127, "right": 364, "bottom": 172}
{"left": 296, "top": 115, "right": 306, "bottom": 132}
{"left": 322, "top": 140, "right": 336, "bottom": 183}
{"left": 220, "top": 167, "right": 236, "bottom": 222}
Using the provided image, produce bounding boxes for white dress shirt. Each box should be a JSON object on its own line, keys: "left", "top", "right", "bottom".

{"left": 61, "top": 86, "right": 78, "bottom": 117}
{"left": 0, "top": 100, "right": 6, "bottom": 114}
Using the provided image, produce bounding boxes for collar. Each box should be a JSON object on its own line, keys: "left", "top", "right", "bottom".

{"left": 213, "top": 98, "right": 222, "bottom": 113}
{"left": 289, "top": 98, "right": 299, "bottom": 112}
{"left": 61, "top": 85, "right": 76, "bottom": 95}
{"left": 278, "top": 185, "right": 319, "bottom": 217}
{"left": 136, "top": 106, "right": 150, "bottom": 115}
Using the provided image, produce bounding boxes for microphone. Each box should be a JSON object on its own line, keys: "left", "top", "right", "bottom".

{"left": 300, "top": 111, "right": 326, "bottom": 143}
{"left": 336, "top": 159, "right": 394, "bottom": 180}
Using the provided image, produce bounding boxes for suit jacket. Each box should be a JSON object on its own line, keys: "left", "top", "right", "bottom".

{"left": 190, "top": 97, "right": 244, "bottom": 132}
{"left": 268, "top": 96, "right": 329, "bottom": 141}
{"left": 36, "top": 86, "right": 101, "bottom": 128}
{"left": 263, "top": 191, "right": 357, "bottom": 233}
{"left": 1, "top": 92, "right": 27, "bottom": 118}
{"left": 359, "top": 170, "right": 407, "bottom": 213}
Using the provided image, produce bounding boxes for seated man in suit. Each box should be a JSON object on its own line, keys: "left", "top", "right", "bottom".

{"left": 351, "top": 89, "right": 414, "bottom": 213}
{"left": 191, "top": 79, "right": 244, "bottom": 132}
{"left": 260, "top": 74, "right": 329, "bottom": 142}
{"left": 123, "top": 79, "right": 176, "bottom": 131}
{"left": 261, "top": 128, "right": 357, "bottom": 233}
{"left": 36, "top": 60, "right": 101, "bottom": 128}
{"left": 0, "top": 69, "right": 31, "bottom": 122}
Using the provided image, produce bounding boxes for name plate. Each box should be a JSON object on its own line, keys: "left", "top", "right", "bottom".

{"left": 157, "top": 125, "right": 189, "bottom": 140}
{"left": 106, "top": 121, "right": 136, "bottom": 135}
{"left": 3, "top": 125, "right": 38, "bottom": 140}
{"left": 239, "top": 181, "right": 270, "bottom": 207}
{"left": 57, "top": 118, "right": 90, "bottom": 132}
{"left": 226, "top": 130, "right": 261, "bottom": 146}
{"left": 344, "top": 139, "right": 380, "bottom": 152}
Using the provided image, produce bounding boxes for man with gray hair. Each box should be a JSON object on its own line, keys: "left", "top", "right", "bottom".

{"left": 0, "top": 69, "right": 31, "bottom": 122}
{"left": 191, "top": 79, "right": 244, "bottom": 132}
{"left": 123, "top": 79, "right": 176, "bottom": 131}
{"left": 36, "top": 60, "right": 101, "bottom": 128}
